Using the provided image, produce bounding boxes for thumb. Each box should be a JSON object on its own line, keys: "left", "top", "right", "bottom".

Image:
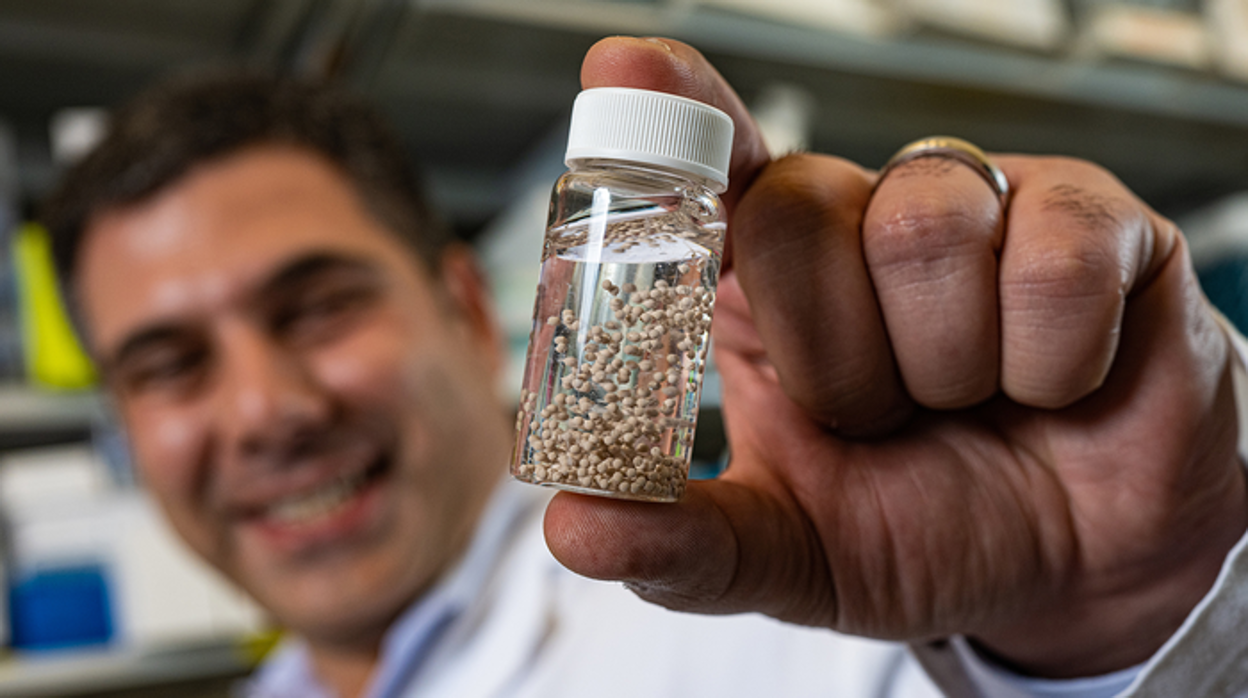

{"left": 543, "top": 481, "right": 833, "bottom": 625}
{"left": 580, "top": 36, "right": 771, "bottom": 224}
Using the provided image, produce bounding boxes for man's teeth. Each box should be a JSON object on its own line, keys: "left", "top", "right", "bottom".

{"left": 267, "top": 472, "right": 368, "bottom": 524}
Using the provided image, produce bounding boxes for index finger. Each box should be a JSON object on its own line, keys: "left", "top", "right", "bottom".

{"left": 580, "top": 37, "right": 771, "bottom": 225}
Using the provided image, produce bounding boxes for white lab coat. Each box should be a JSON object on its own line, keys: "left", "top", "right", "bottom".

{"left": 399, "top": 482, "right": 938, "bottom": 698}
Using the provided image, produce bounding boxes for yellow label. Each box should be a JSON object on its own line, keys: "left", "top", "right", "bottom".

{"left": 13, "top": 222, "right": 96, "bottom": 389}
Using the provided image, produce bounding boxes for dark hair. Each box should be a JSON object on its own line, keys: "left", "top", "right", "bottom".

{"left": 41, "top": 67, "right": 451, "bottom": 295}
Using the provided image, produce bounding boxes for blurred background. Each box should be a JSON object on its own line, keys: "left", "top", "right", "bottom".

{"left": 0, "top": 0, "right": 1246, "bottom": 695}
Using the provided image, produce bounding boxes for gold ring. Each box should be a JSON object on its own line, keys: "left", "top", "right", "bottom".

{"left": 878, "top": 136, "right": 1010, "bottom": 208}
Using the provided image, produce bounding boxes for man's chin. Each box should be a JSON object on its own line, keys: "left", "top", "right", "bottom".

{"left": 254, "top": 567, "right": 417, "bottom": 648}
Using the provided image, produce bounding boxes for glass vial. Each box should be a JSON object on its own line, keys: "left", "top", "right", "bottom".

{"left": 511, "top": 87, "right": 734, "bottom": 502}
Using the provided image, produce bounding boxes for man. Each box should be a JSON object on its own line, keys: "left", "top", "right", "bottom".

{"left": 42, "top": 36, "right": 1247, "bottom": 697}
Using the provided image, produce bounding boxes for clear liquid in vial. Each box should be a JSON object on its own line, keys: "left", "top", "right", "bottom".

{"left": 511, "top": 210, "right": 722, "bottom": 501}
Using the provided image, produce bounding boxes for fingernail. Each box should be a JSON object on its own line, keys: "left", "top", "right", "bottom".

{"left": 643, "top": 37, "right": 673, "bottom": 52}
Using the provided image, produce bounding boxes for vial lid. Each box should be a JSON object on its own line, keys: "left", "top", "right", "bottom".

{"left": 565, "top": 87, "right": 735, "bottom": 193}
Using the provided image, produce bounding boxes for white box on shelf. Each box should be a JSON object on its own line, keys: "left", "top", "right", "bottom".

{"left": 696, "top": 0, "right": 907, "bottom": 39}
{"left": 902, "top": 0, "right": 1070, "bottom": 50}
{"left": 1208, "top": 0, "right": 1248, "bottom": 81}
{"left": 1078, "top": 3, "right": 1212, "bottom": 69}
{"left": 0, "top": 445, "right": 108, "bottom": 513}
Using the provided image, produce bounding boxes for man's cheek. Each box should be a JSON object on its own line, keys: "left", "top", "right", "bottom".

{"left": 314, "top": 323, "right": 412, "bottom": 395}
{"left": 125, "top": 407, "right": 212, "bottom": 542}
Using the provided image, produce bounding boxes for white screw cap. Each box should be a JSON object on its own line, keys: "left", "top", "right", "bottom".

{"left": 565, "top": 87, "right": 735, "bottom": 193}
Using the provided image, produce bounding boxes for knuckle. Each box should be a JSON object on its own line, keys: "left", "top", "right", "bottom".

{"left": 865, "top": 194, "right": 989, "bottom": 271}
{"left": 1039, "top": 184, "right": 1131, "bottom": 236}
{"left": 1000, "top": 236, "right": 1125, "bottom": 409}
{"left": 1004, "top": 236, "right": 1126, "bottom": 306}
{"left": 1028, "top": 158, "right": 1140, "bottom": 237}
{"left": 735, "top": 154, "right": 869, "bottom": 254}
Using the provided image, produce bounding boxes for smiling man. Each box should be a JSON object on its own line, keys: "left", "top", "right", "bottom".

{"left": 79, "top": 143, "right": 507, "bottom": 687}
{"left": 51, "top": 77, "right": 520, "bottom": 691}
{"left": 42, "top": 36, "right": 1248, "bottom": 698}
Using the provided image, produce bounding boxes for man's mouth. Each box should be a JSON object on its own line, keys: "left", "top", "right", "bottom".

{"left": 260, "top": 456, "right": 389, "bottom": 528}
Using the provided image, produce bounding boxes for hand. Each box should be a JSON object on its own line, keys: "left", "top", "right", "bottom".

{"left": 544, "top": 37, "right": 1248, "bottom": 678}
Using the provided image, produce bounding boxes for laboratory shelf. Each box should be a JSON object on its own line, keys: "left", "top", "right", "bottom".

{"left": 0, "top": 636, "right": 256, "bottom": 697}
{"left": 424, "top": 0, "right": 1248, "bottom": 130}
{"left": 0, "top": 384, "right": 103, "bottom": 450}
{"left": 366, "top": 1, "right": 1248, "bottom": 225}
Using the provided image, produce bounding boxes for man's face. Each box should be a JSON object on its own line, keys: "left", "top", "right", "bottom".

{"left": 77, "top": 146, "right": 509, "bottom": 644}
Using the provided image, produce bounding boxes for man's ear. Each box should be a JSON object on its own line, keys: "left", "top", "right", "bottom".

{"left": 437, "top": 243, "right": 506, "bottom": 380}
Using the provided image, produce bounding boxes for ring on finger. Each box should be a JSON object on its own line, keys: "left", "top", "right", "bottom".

{"left": 877, "top": 136, "right": 1010, "bottom": 209}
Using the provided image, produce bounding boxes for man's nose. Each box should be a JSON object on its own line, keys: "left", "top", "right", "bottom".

{"left": 215, "top": 325, "right": 332, "bottom": 459}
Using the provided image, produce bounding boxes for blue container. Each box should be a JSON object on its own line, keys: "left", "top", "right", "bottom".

{"left": 9, "top": 564, "right": 114, "bottom": 651}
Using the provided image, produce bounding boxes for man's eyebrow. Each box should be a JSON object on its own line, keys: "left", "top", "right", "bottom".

{"left": 258, "top": 251, "right": 381, "bottom": 297}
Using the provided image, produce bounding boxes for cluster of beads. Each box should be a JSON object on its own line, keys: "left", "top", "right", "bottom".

{"left": 514, "top": 269, "right": 714, "bottom": 501}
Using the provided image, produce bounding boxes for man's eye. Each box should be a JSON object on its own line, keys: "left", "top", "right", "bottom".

{"left": 123, "top": 347, "right": 207, "bottom": 393}
{"left": 275, "top": 286, "right": 374, "bottom": 341}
